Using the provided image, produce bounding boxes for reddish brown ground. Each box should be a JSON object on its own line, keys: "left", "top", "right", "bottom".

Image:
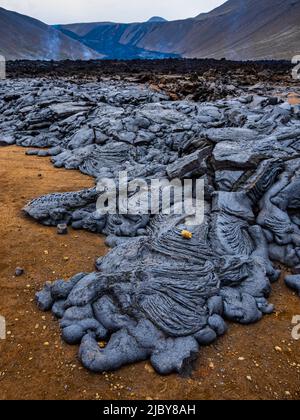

{"left": 0, "top": 146, "right": 299, "bottom": 400}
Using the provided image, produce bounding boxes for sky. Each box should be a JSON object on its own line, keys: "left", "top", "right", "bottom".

{"left": 0, "top": 0, "right": 227, "bottom": 24}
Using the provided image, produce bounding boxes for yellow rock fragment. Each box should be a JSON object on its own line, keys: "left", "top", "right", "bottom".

{"left": 181, "top": 230, "right": 193, "bottom": 240}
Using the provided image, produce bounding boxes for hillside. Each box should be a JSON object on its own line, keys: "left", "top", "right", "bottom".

{"left": 58, "top": 21, "right": 179, "bottom": 60}
{"left": 0, "top": 7, "right": 102, "bottom": 60}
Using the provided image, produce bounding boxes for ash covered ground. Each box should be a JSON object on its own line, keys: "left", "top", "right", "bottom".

{"left": 1, "top": 59, "right": 300, "bottom": 376}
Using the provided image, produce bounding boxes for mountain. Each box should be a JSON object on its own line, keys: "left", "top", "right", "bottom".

{"left": 147, "top": 17, "right": 167, "bottom": 23}
{"left": 0, "top": 7, "right": 102, "bottom": 60}
{"left": 1, "top": 0, "right": 299, "bottom": 61}
{"left": 57, "top": 21, "right": 180, "bottom": 60}
{"left": 58, "top": 0, "right": 300, "bottom": 60}
{"left": 186, "top": 0, "right": 300, "bottom": 60}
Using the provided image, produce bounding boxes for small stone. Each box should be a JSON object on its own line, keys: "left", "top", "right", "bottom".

{"left": 246, "top": 376, "right": 252, "bottom": 382}
{"left": 144, "top": 363, "right": 155, "bottom": 374}
{"left": 181, "top": 230, "right": 193, "bottom": 240}
{"left": 275, "top": 346, "right": 283, "bottom": 352}
{"left": 238, "top": 357, "right": 245, "bottom": 361}
{"left": 57, "top": 223, "right": 68, "bottom": 235}
{"left": 15, "top": 267, "right": 24, "bottom": 277}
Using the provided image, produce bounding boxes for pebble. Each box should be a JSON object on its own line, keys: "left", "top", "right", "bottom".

{"left": 181, "top": 230, "right": 193, "bottom": 240}
{"left": 209, "top": 361, "right": 215, "bottom": 370}
{"left": 57, "top": 224, "right": 68, "bottom": 235}
{"left": 15, "top": 267, "right": 24, "bottom": 277}
{"left": 144, "top": 363, "right": 155, "bottom": 374}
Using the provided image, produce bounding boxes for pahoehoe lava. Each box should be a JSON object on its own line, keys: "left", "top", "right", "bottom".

{"left": 1, "top": 61, "right": 300, "bottom": 375}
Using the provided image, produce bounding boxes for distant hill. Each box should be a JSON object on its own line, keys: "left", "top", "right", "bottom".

{"left": 58, "top": 20, "right": 179, "bottom": 60}
{"left": 147, "top": 17, "right": 167, "bottom": 23}
{"left": 0, "top": 7, "right": 102, "bottom": 60}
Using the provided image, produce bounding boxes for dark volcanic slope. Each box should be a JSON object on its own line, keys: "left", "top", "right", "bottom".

{"left": 57, "top": 21, "right": 180, "bottom": 60}
{"left": 58, "top": 19, "right": 191, "bottom": 59}
{"left": 0, "top": 7, "right": 102, "bottom": 60}
{"left": 188, "top": 0, "right": 300, "bottom": 60}
{"left": 59, "top": 0, "right": 300, "bottom": 60}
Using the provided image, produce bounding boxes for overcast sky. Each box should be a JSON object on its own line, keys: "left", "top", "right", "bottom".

{"left": 0, "top": 0, "right": 227, "bottom": 24}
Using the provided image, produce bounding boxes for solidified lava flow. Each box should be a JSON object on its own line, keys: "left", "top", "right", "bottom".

{"left": 1, "top": 60, "right": 300, "bottom": 374}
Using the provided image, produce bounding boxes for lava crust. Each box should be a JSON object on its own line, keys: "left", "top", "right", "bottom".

{"left": 1, "top": 61, "right": 300, "bottom": 374}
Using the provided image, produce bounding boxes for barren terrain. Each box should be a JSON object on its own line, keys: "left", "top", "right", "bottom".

{"left": 0, "top": 57, "right": 300, "bottom": 399}
{"left": 0, "top": 147, "right": 299, "bottom": 400}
